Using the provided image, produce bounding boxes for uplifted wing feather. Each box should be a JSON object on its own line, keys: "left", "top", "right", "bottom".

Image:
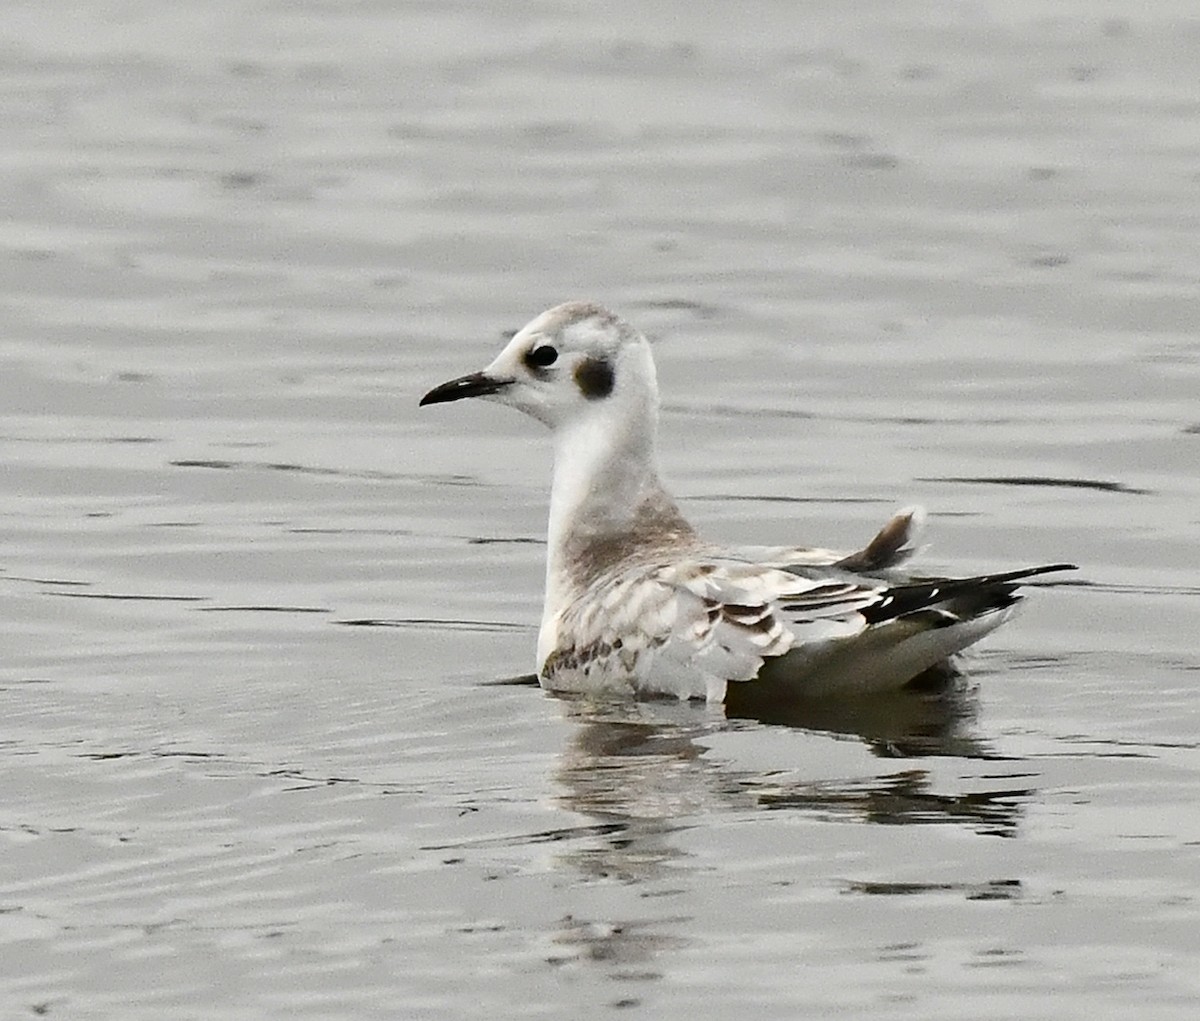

{"left": 728, "top": 506, "right": 926, "bottom": 575}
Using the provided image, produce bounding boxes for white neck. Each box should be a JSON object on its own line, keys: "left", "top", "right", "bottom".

{"left": 538, "top": 390, "right": 695, "bottom": 655}
{"left": 531, "top": 339, "right": 698, "bottom": 669}
{"left": 546, "top": 402, "right": 657, "bottom": 564}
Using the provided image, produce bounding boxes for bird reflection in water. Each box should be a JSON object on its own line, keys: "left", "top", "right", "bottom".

{"left": 548, "top": 676, "right": 1031, "bottom": 883}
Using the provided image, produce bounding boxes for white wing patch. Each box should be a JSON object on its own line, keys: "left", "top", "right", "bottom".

{"left": 541, "top": 558, "right": 887, "bottom": 699}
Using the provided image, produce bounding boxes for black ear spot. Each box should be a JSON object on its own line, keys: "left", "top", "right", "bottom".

{"left": 574, "top": 357, "right": 614, "bottom": 399}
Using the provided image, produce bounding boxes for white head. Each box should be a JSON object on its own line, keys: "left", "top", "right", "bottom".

{"left": 419, "top": 301, "right": 658, "bottom": 430}
{"left": 423, "top": 302, "right": 690, "bottom": 638}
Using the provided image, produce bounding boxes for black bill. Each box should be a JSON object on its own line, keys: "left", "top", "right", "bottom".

{"left": 419, "top": 371, "right": 511, "bottom": 406}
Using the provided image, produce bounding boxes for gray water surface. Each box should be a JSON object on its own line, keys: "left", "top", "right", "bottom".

{"left": 2, "top": 3, "right": 1199, "bottom": 1018}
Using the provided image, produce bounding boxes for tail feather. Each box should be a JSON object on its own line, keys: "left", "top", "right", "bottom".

{"left": 738, "top": 562, "right": 1075, "bottom": 701}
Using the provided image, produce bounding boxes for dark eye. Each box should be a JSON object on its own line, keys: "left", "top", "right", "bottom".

{"left": 525, "top": 345, "right": 558, "bottom": 368}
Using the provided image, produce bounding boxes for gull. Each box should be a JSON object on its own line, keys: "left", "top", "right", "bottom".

{"left": 420, "top": 301, "right": 1073, "bottom": 703}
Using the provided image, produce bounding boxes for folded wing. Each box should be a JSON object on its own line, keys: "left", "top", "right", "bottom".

{"left": 541, "top": 553, "right": 1075, "bottom": 701}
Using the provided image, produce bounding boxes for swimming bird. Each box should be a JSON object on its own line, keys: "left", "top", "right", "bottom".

{"left": 420, "top": 301, "right": 1073, "bottom": 703}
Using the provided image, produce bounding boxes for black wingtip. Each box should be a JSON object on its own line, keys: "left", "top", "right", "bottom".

{"left": 974, "top": 563, "right": 1078, "bottom": 585}
{"left": 861, "top": 562, "right": 1077, "bottom": 625}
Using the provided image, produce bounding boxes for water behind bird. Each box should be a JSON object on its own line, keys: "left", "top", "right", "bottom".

{"left": 2, "top": 2, "right": 1199, "bottom": 1018}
